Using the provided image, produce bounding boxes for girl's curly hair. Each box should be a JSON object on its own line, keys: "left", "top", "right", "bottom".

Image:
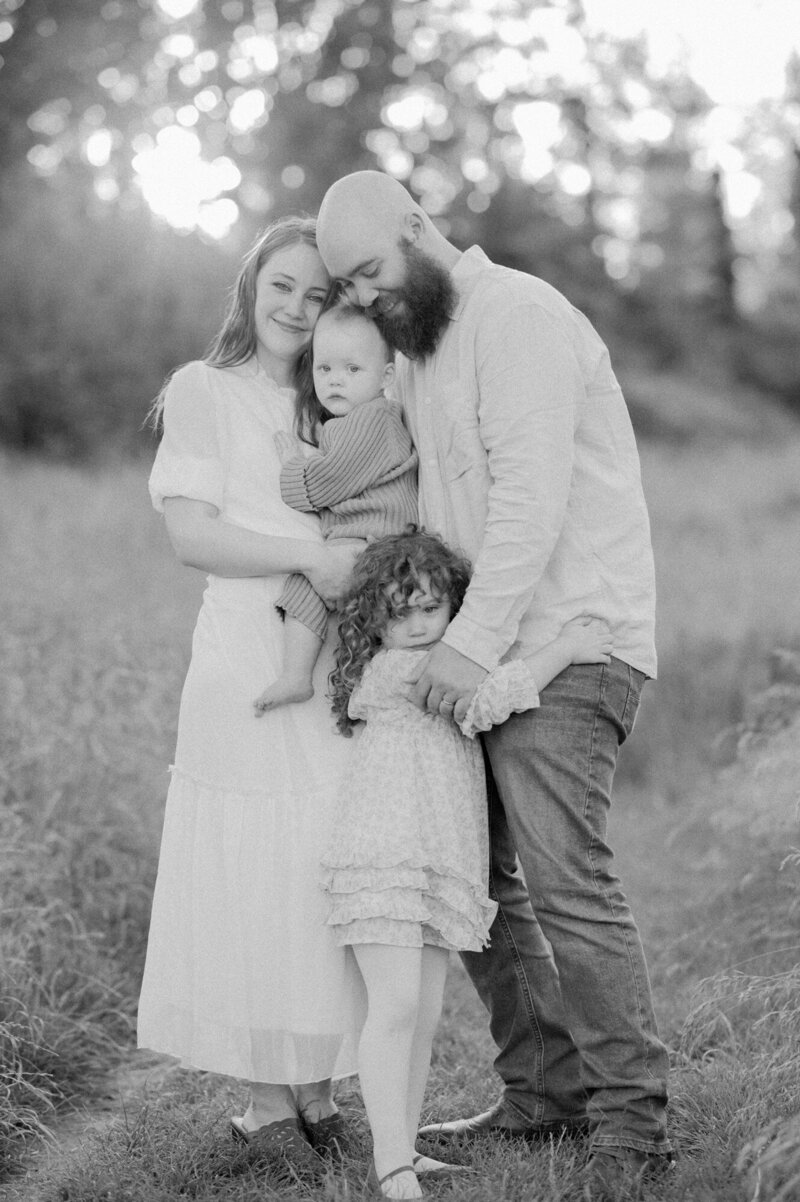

{"left": 329, "top": 528, "right": 472, "bottom": 735}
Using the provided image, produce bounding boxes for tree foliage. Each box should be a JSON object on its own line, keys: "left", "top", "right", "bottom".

{"left": 0, "top": 0, "right": 798, "bottom": 457}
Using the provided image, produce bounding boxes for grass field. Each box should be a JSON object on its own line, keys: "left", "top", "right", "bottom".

{"left": 2, "top": 377, "right": 800, "bottom": 1200}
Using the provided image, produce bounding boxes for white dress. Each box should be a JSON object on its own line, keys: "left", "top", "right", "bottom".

{"left": 137, "top": 358, "right": 363, "bottom": 1085}
{"left": 321, "top": 649, "right": 498, "bottom": 952}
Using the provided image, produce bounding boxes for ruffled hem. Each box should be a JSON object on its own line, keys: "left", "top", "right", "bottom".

{"left": 459, "top": 659, "right": 540, "bottom": 739}
{"left": 320, "top": 861, "right": 497, "bottom": 952}
{"left": 138, "top": 761, "right": 365, "bottom": 1083}
{"left": 330, "top": 918, "right": 460, "bottom": 950}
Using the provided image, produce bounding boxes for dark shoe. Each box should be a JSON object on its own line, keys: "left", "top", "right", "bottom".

{"left": 230, "top": 1115, "right": 320, "bottom": 1178}
{"left": 417, "top": 1098, "right": 588, "bottom": 1143}
{"left": 412, "top": 1153, "right": 472, "bottom": 1178}
{"left": 583, "top": 1148, "right": 676, "bottom": 1201}
{"left": 366, "top": 1161, "right": 421, "bottom": 1198}
{"left": 302, "top": 1109, "right": 351, "bottom": 1159}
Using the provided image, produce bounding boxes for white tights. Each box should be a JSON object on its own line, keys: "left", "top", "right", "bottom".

{"left": 352, "top": 943, "right": 450, "bottom": 1197}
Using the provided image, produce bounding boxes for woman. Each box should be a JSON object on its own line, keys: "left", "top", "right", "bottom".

{"left": 138, "top": 217, "right": 364, "bottom": 1172}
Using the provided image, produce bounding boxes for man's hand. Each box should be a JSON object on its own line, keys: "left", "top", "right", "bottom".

{"left": 407, "top": 642, "right": 488, "bottom": 725}
{"left": 305, "top": 540, "right": 365, "bottom": 607}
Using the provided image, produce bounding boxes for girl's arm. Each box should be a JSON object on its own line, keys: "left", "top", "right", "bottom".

{"left": 523, "top": 616, "right": 613, "bottom": 692}
{"left": 163, "top": 496, "right": 362, "bottom": 601}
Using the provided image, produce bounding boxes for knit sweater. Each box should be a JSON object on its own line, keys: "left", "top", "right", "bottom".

{"left": 279, "top": 396, "right": 418, "bottom": 541}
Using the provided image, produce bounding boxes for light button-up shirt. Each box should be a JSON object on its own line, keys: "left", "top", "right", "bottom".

{"left": 395, "top": 246, "right": 657, "bottom": 678}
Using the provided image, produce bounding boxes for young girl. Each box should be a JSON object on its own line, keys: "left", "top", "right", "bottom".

{"left": 254, "top": 303, "right": 418, "bottom": 713}
{"left": 324, "top": 529, "right": 614, "bottom": 1199}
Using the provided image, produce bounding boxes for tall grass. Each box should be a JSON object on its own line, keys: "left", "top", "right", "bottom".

{"left": 624, "top": 429, "right": 800, "bottom": 796}
{"left": 1, "top": 455, "right": 201, "bottom": 1170}
{"left": 2, "top": 384, "right": 800, "bottom": 1196}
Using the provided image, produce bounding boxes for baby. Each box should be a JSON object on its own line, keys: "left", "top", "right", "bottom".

{"left": 254, "top": 304, "right": 418, "bottom": 713}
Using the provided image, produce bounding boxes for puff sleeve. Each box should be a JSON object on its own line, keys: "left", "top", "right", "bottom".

{"left": 347, "top": 650, "right": 422, "bottom": 722}
{"left": 149, "top": 361, "right": 225, "bottom": 513}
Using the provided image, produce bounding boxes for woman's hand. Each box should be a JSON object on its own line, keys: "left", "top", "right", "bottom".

{"left": 305, "top": 540, "right": 365, "bottom": 607}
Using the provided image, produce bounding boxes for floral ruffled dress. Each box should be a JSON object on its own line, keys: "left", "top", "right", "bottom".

{"left": 321, "top": 649, "right": 537, "bottom": 952}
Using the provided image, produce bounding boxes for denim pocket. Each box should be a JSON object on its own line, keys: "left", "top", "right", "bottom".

{"left": 619, "top": 663, "right": 645, "bottom": 741}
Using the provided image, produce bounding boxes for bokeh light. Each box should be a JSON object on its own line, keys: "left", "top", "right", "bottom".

{"left": 156, "top": 0, "right": 200, "bottom": 19}
{"left": 132, "top": 125, "right": 241, "bottom": 236}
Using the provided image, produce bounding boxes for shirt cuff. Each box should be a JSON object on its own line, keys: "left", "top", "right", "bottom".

{"left": 280, "top": 458, "right": 312, "bottom": 509}
{"left": 441, "top": 612, "right": 508, "bottom": 673}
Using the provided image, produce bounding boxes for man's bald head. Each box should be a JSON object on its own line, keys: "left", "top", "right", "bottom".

{"left": 317, "top": 171, "right": 428, "bottom": 279}
{"left": 316, "top": 172, "right": 459, "bottom": 357}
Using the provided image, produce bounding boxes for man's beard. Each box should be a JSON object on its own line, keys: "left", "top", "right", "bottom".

{"left": 370, "top": 240, "right": 455, "bottom": 359}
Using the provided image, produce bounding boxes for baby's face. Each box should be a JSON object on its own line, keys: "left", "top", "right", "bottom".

{"left": 382, "top": 574, "right": 452, "bottom": 652}
{"left": 312, "top": 316, "right": 394, "bottom": 417}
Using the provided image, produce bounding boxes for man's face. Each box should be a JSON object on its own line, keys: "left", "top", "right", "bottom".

{"left": 320, "top": 222, "right": 455, "bottom": 359}
{"left": 368, "top": 239, "right": 455, "bottom": 360}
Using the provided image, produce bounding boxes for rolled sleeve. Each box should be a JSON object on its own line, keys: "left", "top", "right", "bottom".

{"left": 148, "top": 362, "right": 224, "bottom": 513}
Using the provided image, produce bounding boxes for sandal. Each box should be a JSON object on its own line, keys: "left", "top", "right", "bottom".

{"left": 367, "top": 1160, "right": 422, "bottom": 1198}
{"left": 230, "top": 1114, "right": 320, "bottom": 1177}
{"left": 302, "top": 1109, "right": 351, "bottom": 1158}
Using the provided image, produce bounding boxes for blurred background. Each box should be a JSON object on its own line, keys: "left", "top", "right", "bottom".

{"left": 1, "top": 0, "right": 799, "bottom": 457}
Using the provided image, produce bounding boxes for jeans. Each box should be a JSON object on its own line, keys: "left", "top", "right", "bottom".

{"left": 461, "top": 657, "right": 671, "bottom": 1155}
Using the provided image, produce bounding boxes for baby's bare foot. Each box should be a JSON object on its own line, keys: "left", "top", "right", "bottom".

{"left": 254, "top": 676, "right": 314, "bottom": 714}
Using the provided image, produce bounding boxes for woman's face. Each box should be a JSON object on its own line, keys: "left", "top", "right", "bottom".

{"left": 253, "top": 242, "right": 329, "bottom": 383}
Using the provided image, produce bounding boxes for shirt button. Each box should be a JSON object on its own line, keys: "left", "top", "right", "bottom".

{"left": 425, "top": 458, "right": 437, "bottom": 467}
{"left": 424, "top": 394, "right": 432, "bottom": 406}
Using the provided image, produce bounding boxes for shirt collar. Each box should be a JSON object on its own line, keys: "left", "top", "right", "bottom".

{"left": 233, "top": 355, "right": 296, "bottom": 397}
{"left": 449, "top": 246, "right": 492, "bottom": 320}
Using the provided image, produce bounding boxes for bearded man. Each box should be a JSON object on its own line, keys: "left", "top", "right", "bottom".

{"left": 316, "top": 171, "right": 674, "bottom": 1200}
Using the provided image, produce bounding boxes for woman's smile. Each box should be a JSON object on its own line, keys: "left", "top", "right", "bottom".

{"left": 253, "top": 242, "right": 329, "bottom": 382}
{"left": 273, "top": 316, "right": 307, "bottom": 334}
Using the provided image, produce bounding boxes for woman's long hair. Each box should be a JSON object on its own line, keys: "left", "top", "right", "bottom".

{"left": 204, "top": 215, "right": 319, "bottom": 369}
{"left": 149, "top": 215, "right": 320, "bottom": 428}
{"left": 329, "top": 528, "right": 472, "bottom": 736}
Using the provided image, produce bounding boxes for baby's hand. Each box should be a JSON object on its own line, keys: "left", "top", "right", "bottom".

{"left": 274, "top": 429, "right": 302, "bottom": 463}
{"left": 559, "top": 615, "right": 614, "bottom": 665}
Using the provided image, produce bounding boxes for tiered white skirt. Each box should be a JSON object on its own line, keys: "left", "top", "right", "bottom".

{"left": 137, "top": 576, "right": 364, "bottom": 1084}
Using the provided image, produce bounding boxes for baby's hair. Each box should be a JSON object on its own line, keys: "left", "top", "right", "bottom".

{"left": 329, "top": 527, "right": 472, "bottom": 736}
{"left": 294, "top": 299, "right": 394, "bottom": 446}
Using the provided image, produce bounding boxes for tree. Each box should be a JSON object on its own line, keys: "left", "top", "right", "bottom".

{"left": 0, "top": 0, "right": 768, "bottom": 455}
